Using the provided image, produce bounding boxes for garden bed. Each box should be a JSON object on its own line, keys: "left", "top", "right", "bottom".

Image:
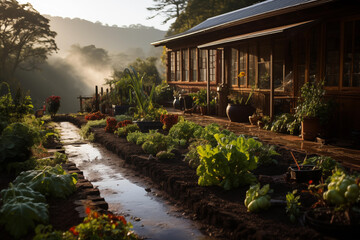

{"left": 52, "top": 114, "right": 330, "bottom": 240}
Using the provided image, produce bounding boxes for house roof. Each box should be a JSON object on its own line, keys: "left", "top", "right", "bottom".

{"left": 152, "top": 0, "right": 334, "bottom": 46}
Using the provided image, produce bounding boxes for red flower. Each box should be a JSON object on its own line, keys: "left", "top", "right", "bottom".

{"left": 309, "top": 180, "right": 313, "bottom": 185}
{"left": 117, "top": 215, "right": 127, "bottom": 225}
{"left": 85, "top": 207, "right": 91, "bottom": 215}
{"left": 69, "top": 226, "right": 79, "bottom": 236}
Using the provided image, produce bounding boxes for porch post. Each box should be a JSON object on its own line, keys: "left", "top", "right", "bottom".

{"left": 270, "top": 45, "right": 274, "bottom": 120}
{"left": 207, "top": 49, "right": 211, "bottom": 114}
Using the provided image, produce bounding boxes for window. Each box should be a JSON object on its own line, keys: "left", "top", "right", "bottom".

{"left": 325, "top": 22, "right": 340, "bottom": 87}
{"left": 170, "top": 52, "right": 175, "bottom": 81}
{"left": 199, "top": 49, "right": 207, "bottom": 82}
{"left": 230, "top": 48, "right": 238, "bottom": 85}
{"left": 182, "top": 49, "right": 189, "bottom": 81}
{"left": 309, "top": 27, "right": 320, "bottom": 82}
{"left": 176, "top": 51, "right": 181, "bottom": 81}
{"left": 239, "top": 45, "right": 247, "bottom": 86}
{"left": 190, "top": 48, "right": 197, "bottom": 82}
{"left": 258, "top": 42, "right": 270, "bottom": 89}
{"left": 343, "top": 19, "right": 360, "bottom": 87}
{"left": 273, "top": 40, "right": 285, "bottom": 90}
{"left": 296, "top": 35, "right": 306, "bottom": 92}
{"left": 248, "top": 44, "right": 256, "bottom": 87}
{"left": 209, "top": 49, "right": 216, "bottom": 82}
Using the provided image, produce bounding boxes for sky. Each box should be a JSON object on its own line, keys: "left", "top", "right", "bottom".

{"left": 17, "top": 0, "right": 173, "bottom": 31}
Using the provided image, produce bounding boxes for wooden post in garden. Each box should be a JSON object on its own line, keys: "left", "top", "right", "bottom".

{"left": 207, "top": 49, "right": 211, "bottom": 114}
{"left": 95, "top": 86, "right": 99, "bottom": 111}
{"left": 79, "top": 95, "right": 83, "bottom": 113}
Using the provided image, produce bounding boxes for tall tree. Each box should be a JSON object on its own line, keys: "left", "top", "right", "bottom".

{"left": 0, "top": 0, "right": 58, "bottom": 83}
{"left": 167, "top": 0, "right": 264, "bottom": 35}
{"left": 147, "top": 0, "right": 188, "bottom": 24}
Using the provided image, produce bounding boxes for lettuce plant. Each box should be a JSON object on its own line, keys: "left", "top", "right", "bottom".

{"left": 196, "top": 134, "right": 259, "bottom": 190}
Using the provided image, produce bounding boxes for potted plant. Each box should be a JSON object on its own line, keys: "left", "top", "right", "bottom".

{"left": 190, "top": 89, "right": 207, "bottom": 115}
{"left": 125, "top": 67, "right": 164, "bottom": 131}
{"left": 173, "top": 90, "right": 181, "bottom": 109}
{"left": 226, "top": 88, "right": 255, "bottom": 123}
{"left": 295, "top": 80, "right": 331, "bottom": 141}
{"left": 46, "top": 95, "right": 61, "bottom": 118}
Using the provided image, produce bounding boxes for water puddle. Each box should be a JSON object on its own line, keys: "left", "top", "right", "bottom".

{"left": 58, "top": 122, "right": 213, "bottom": 240}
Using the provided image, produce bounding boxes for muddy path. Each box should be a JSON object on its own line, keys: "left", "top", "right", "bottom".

{"left": 58, "top": 122, "right": 214, "bottom": 240}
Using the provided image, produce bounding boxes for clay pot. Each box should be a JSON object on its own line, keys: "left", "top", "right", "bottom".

{"left": 301, "top": 117, "right": 320, "bottom": 141}
{"left": 226, "top": 104, "right": 255, "bottom": 123}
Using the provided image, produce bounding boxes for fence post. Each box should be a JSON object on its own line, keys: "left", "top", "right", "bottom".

{"left": 95, "top": 86, "right": 99, "bottom": 111}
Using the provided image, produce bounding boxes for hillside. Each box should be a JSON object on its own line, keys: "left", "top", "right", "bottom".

{"left": 47, "top": 15, "right": 166, "bottom": 57}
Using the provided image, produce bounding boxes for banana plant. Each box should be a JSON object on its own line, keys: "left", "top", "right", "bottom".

{"left": 125, "top": 67, "right": 156, "bottom": 120}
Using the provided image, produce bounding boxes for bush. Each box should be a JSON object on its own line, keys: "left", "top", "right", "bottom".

{"left": 168, "top": 120, "right": 202, "bottom": 142}
{"left": 160, "top": 114, "right": 178, "bottom": 130}
{"left": 105, "top": 117, "right": 117, "bottom": 133}
{"left": 114, "top": 123, "right": 140, "bottom": 138}
{"left": 0, "top": 122, "right": 39, "bottom": 168}
{"left": 85, "top": 111, "right": 105, "bottom": 121}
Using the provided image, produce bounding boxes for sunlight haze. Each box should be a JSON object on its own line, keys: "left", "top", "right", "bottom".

{"left": 17, "top": 0, "right": 172, "bottom": 31}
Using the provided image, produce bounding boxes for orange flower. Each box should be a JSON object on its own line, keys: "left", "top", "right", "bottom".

{"left": 117, "top": 215, "right": 127, "bottom": 225}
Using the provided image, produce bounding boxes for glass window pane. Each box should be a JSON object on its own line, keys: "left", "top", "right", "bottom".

{"left": 199, "top": 50, "right": 207, "bottom": 82}
{"left": 170, "top": 52, "right": 175, "bottom": 81}
{"left": 239, "top": 46, "right": 247, "bottom": 86}
{"left": 325, "top": 22, "right": 340, "bottom": 86}
{"left": 258, "top": 43, "right": 270, "bottom": 89}
{"left": 248, "top": 45, "right": 256, "bottom": 87}
{"left": 190, "top": 48, "right": 197, "bottom": 82}
{"left": 353, "top": 20, "right": 360, "bottom": 87}
{"left": 230, "top": 48, "right": 238, "bottom": 85}
{"left": 209, "top": 49, "right": 216, "bottom": 82}
{"left": 273, "top": 40, "right": 285, "bottom": 90}
{"left": 176, "top": 51, "right": 181, "bottom": 81}
{"left": 182, "top": 49, "right": 189, "bottom": 81}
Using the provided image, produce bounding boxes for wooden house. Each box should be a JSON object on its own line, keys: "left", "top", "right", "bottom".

{"left": 152, "top": 0, "right": 360, "bottom": 139}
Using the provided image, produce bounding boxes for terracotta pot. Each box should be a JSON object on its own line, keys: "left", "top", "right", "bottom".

{"left": 226, "top": 104, "right": 255, "bottom": 123}
{"left": 302, "top": 117, "right": 320, "bottom": 141}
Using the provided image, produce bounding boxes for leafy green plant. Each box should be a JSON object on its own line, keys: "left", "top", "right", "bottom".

{"left": 1, "top": 183, "right": 46, "bottom": 204}
{"left": 141, "top": 130, "right": 171, "bottom": 155}
{"left": 126, "top": 131, "right": 144, "bottom": 144}
{"left": 248, "top": 141, "right": 279, "bottom": 166}
{"left": 0, "top": 122, "right": 40, "bottom": 168}
{"left": 168, "top": 120, "right": 202, "bottom": 143}
{"left": 193, "top": 123, "right": 233, "bottom": 147}
{"left": 115, "top": 123, "right": 140, "bottom": 138}
{"left": 196, "top": 134, "right": 259, "bottom": 190}
{"left": 302, "top": 155, "right": 340, "bottom": 178}
{"left": 323, "top": 170, "right": 359, "bottom": 208}
{"left": 189, "top": 89, "right": 207, "bottom": 107}
{"left": 184, "top": 139, "right": 209, "bottom": 169}
{"left": 244, "top": 184, "right": 272, "bottom": 212}
{"left": 286, "top": 190, "right": 301, "bottom": 223}
{"left": 156, "top": 150, "right": 175, "bottom": 160}
{"left": 0, "top": 196, "right": 49, "bottom": 239}
{"left": 13, "top": 165, "right": 78, "bottom": 199}
{"left": 33, "top": 225, "right": 63, "bottom": 240}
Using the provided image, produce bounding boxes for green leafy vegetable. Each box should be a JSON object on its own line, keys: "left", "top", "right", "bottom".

{"left": 0, "top": 196, "right": 48, "bottom": 239}
{"left": 285, "top": 190, "right": 301, "bottom": 223}
{"left": 196, "top": 134, "right": 258, "bottom": 190}
{"left": 13, "top": 165, "right": 78, "bottom": 199}
{"left": 1, "top": 183, "right": 46, "bottom": 204}
{"left": 244, "top": 184, "right": 272, "bottom": 212}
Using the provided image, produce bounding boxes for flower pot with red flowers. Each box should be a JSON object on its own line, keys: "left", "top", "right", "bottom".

{"left": 46, "top": 95, "right": 61, "bottom": 117}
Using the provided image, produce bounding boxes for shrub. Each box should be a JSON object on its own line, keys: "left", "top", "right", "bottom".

{"left": 0, "top": 122, "right": 39, "bottom": 168}
{"left": 168, "top": 120, "right": 202, "bottom": 142}
{"left": 105, "top": 117, "right": 117, "bottom": 133}
{"left": 116, "top": 120, "right": 133, "bottom": 129}
{"left": 160, "top": 114, "right": 178, "bottom": 130}
{"left": 114, "top": 123, "right": 140, "bottom": 138}
{"left": 46, "top": 95, "right": 61, "bottom": 117}
{"left": 85, "top": 111, "right": 106, "bottom": 121}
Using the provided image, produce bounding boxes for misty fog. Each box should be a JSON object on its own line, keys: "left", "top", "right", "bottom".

{"left": 14, "top": 16, "right": 165, "bottom": 113}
